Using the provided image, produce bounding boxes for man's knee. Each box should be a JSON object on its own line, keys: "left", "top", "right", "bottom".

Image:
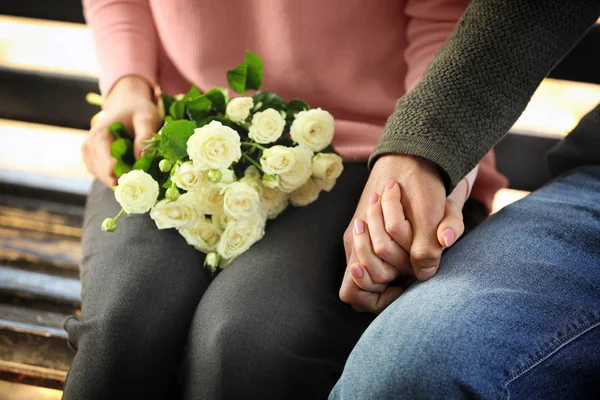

{"left": 333, "top": 299, "right": 505, "bottom": 399}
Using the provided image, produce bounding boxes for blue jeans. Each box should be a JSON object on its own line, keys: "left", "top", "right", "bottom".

{"left": 330, "top": 166, "right": 600, "bottom": 400}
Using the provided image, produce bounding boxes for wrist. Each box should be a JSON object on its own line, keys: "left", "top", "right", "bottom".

{"left": 105, "top": 75, "right": 154, "bottom": 106}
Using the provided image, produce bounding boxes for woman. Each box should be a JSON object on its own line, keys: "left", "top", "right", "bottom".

{"left": 65, "top": 0, "right": 505, "bottom": 398}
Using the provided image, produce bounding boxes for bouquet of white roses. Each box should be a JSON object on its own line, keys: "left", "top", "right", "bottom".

{"left": 101, "top": 51, "right": 343, "bottom": 270}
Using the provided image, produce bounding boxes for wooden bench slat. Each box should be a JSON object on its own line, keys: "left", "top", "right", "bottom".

{"left": 0, "top": 304, "right": 70, "bottom": 339}
{"left": 0, "top": 227, "right": 81, "bottom": 272}
{"left": 0, "top": 266, "right": 81, "bottom": 306}
{"left": 0, "top": 360, "right": 67, "bottom": 391}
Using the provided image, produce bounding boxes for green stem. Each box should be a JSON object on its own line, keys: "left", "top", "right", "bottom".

{"left": 242, "top": 152, "right": 264, "bottom": 173}
{"left": 114, "top": 209, "right": 126, "bottom": 221}
{"left": 241, "top": 142, "right": 266, "bottom": 151}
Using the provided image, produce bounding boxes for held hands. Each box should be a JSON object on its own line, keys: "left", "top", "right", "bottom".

{"left": 339, "top": 154, "right": 471, "bottom": 313}
{"left": 81, "top": 76, "right": 161, "bottom": 187}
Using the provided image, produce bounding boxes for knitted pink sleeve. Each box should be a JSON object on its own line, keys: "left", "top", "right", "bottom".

{"left": 83, "top": 0, "right": 159, "bottom": 95}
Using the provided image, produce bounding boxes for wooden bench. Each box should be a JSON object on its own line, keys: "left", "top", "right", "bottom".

{"left": 0, "top": 185, "right": 83, "bottom": 389}
{"left": 0, "top": 2, "right": 599, "bottom": 392}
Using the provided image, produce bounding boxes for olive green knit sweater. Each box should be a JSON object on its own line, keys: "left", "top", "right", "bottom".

{"left": 371, "top": 0, "right": 600, "bottom": 192}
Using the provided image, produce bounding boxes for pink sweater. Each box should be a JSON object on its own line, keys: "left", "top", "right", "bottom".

{"left": 84, "top": 0, "right": 508, "bottom": 209}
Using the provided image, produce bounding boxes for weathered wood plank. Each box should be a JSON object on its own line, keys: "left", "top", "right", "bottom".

{"left": 0, "top": 227, "right": 81, "bottom": 271}
{"left": 0, "top": 360, "right": 67, "bottom": 390}
{"left": 0, "top": 266, "right": 81, "bottom": 306}
{"left": 0, "top": 205, "right": 82, "bottom": 237}
{"left": 0, "top": 193, "right": 84, "bottom": 226}
{"left": 0, "top": 304, "right": 71, "bottom": 338}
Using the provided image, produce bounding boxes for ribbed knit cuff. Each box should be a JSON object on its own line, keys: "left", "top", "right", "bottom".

{"left": 369, "top": 131, "right": 472, "bottom": 194}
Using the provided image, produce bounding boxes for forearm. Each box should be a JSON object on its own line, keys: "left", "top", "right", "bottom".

{"left": 83, "top": 0, "right": 159, "bottom": 95}
{"left": 547, "top": 103, "right": 600, "bottom": 177}
{"left": 371, "top": 0, "right": 600, "bottom": 192}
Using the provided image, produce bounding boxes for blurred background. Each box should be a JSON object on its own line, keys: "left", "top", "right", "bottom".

{"left": 0, "top": 1, "right": 598, "bottom": 398}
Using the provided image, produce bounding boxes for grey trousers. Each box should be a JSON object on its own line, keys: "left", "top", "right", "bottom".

{"left": 63, "top": 163, "right": 487, "bottom": 399}
{"left": 63, "top": 164, "right": 376, "bottom": 400}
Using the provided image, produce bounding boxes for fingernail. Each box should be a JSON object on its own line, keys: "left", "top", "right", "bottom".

{"left": 369, "top": 193, "right": 379, "bottom": 205}
{"left": 419, "top": 266, "right": 438, "bottom": 280}
{"left": 351, "top": 265, "right": 364, "bottom": 278}
{"left": 442, "top": 228, "right": 455, "bottom": 248}
{"left": 354, "top": 218, "right": 365, "bottom": 235}
{"left": 385, "top": 179, "right": 395, "bottom": 190}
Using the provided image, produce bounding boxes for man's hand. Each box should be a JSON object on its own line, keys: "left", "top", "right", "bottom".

{"left": 339, "top": 154, "right": 469, "bottom": 313}
{"left": 81, "top": 76, "right": 160, "bottom": 187}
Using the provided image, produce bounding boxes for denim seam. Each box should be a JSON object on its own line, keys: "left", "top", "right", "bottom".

{"left": 503, "top": 318, "right": 600, "bottom": 400}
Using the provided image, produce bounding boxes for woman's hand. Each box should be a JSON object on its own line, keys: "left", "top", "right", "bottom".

{"left": 81, "top": 75, "right": 160, "bottom": 187}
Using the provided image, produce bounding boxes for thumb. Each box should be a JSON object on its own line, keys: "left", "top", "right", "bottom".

{"left": 133, "top": 112, "right": 159, "bottom": 159}
{"left": 437, "top": 179, "right": 469, "bottom": 248}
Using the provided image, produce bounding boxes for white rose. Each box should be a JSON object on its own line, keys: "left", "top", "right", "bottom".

{"left": 150, "top": 192, "right": 202, "bottom": 230}
{"left": 217, "top": 216, "right": 266, "bottom": 261}
{"left": 278, "top": 146, "right": 314, "bottom": 193}
{"left": 261, "top": 187, "right": 289, "bottom": 219}
{"left": 240, "top": 175, "right": 263, "bottom": 197}
{"left": 179, "top": 217, "right": 222, "bottom": 253}
{"left": 114, "top": 170, "right": 159, "bottom": 214}
{"left": 311, "top": 153, "right": 344, "bottom": 192}
{"left": 189, "top": 179, "right": 225, "bottom": 215}
{"left": 225, "top": 97, "right": 253, "bottom": 123}
{"left": 248, "top": 108, "right": 286, "bottom": 144}
{"left": 213, "top": 212, "right": 233, "bottom": 231}
{"left": 221, "top": 181, "right": 261, "bottom": 219}
{"left": 290, "top": 179, "right": 321, "bottom": 207}
{"left": 187, "top": 121, "right": 242, "bottom": 171}
{"left": 172, "top": 161, "right": 203, "bottom": 191}
{"left": 290, "top": 108, "right": 335, "bottom": 152}
{"left": 260, "top": 145, "right": 296, "bottom": 175}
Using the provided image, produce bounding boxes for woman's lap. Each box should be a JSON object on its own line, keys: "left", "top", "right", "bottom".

{"left": 63, "top": 180, "right": 212, "bottom": 399}
{"left": 331, "top": 166, "right": 600, "bottom": 399}
{"left": 181, "top": 164, "right": 375, "bottom": 399}
{"left": 65, "top": 164, "right": 374, "bottom": 399}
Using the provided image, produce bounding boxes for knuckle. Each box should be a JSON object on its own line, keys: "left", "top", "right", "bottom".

{"left": 445, "top": 198, "right": 464, "bottom": 218}
{"left": 385, "top": 219, "right": 404, "bottom": 238}
{"left": 371, "top": 267, "right": 395, "bottom": 284}
{"left": 411, "top": 247, "right": 440, "bottom": 265}
{"left": 372, "top": 240, "right": 390, "bottom": 260}
{"left": 343, "top": 229, "right": 352, "bottom": 245}
{"left": 339, "top": 286, "right": 355, "bottom": 304}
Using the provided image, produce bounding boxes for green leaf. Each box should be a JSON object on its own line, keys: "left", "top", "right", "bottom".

{"left": 252, "top": 91, "right": 287, "bottom": 112}
{"left": 159, "top": 120, "right": 197, "bottom": 160}
{"left": 132, "top": 151, "right": 155, "bottom": 172}
{"left": 110, "top": 138, "right": 134, "bottom": 163}
{"left": 186, "top": 96, "right": 213, "bottom": 124}
{"left": 145, "top": 133, "right": 162, "bottom": 150}
{"left": 204, "top": 88, "right": 227, "bottom": 114}
{"left": 108, "top": 122, "right": 132, "bottom": 140}
{"left": 161, "top": 94, "right": 176, "bottom": 116}
{"left": 169, "top": 101, "right": 186, "bottom": 120}
{"left": 226, "top": 50, "right": 264, "bottom": 94}
{"left": 184, "top": 85, "right": 203, "bottom": 100}
{"left": 162, "top": 177, "right": 173, "bottom": 189}
{"left": 287, "top": 99, "right": 310, "bottom": 112}
{"left": 114, "top": 160, "right": 132, "bottom": 177}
